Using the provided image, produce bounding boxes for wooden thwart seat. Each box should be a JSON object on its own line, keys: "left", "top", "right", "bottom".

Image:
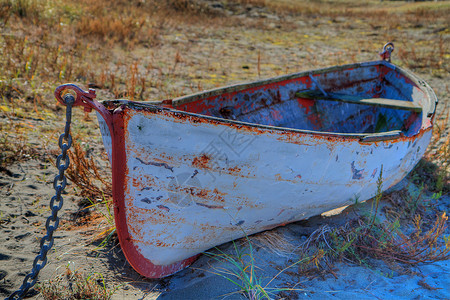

{"left": 295, "top": 91, "right": 422, "bottom": 113}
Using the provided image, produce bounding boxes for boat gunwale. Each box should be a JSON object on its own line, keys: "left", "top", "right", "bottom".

{"left": 100, "top": 61, "right": 437, "bottom": 142}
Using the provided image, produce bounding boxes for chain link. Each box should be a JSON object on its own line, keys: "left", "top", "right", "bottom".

{"left": 6, "top": 94, "right": 75, "bottom": 300}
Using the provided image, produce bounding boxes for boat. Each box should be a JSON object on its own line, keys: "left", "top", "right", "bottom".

{"left": 54, "top": 43, "right": 438, "bottom": 278}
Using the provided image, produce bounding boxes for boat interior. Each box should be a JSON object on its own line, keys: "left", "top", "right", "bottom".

{"left": 170, "top": 63, "right": 424, "bottom": 137}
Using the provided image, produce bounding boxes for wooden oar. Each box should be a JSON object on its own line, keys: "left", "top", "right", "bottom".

{"left": 296, "top": 91, "right": 422, "bottom": 113}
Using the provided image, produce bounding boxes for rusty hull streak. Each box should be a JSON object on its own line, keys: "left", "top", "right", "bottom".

{"left": 196, "top": 202, "right": 225, "bottom": 209}
{"left": 136, "top": 157, "right": 174, "bottom": 172}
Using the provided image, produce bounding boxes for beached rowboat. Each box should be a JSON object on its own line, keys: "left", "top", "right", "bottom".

{"left": 55, "top": 43, "right": 437, "bottom": 278}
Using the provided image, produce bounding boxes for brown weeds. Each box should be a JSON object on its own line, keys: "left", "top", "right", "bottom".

{"left": 37, "top": 266, "right": 116, "bottom": 300}
{"left": 0, "top": 1, "right": 12, "bottom": 26}
{"left": 0, "top": 127, "right": 40, "bottom": 169}
{"left": 251, "top": 230, "right": 293, "bottom": 257}
{"left": 410, "top": 103, "right": 450, "bottom": 193}
{"left": 397, "top": 36, "right": 450, "bottom": 76}
{"left": 4, "top": 0, "right": 43, "bottom": 25}
{"left": 299, "top": 210, "right": 449, "bottom": 271}
{"left": 66, "top": 139, "right": 112, "bottom": 202}
{"left": 385, "top": 188, "right": 428, "bottom": 221}
{"left": 297, "top": 169, "right": 450, "bottom": 273}
{"left": 76, "top": 15, "right": 146, "bottom": 45}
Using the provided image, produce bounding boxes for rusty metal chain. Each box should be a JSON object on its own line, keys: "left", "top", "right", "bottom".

{"left": 6, "top": 93, "right": 75, "bottom": 300}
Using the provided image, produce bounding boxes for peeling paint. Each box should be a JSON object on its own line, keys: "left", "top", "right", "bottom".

{"left": 371, "top": 168, "right": 378, "bottom": 178}
{"left": 351, "top": 161, "right": 365, "bottom": 180}
{"left": 54, "top": 58, "right": 438, "bottom": 279}
{"left": 136, "top": 157, "right": 174, "bottom": 172}
{"left": 196, "top": 202, "right": 225, "bottom": 209}
{"left": 157, "top": 205, "right": 170, "bottom": 212}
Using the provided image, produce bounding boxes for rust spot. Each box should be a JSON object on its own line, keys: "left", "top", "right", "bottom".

{"left": 154, "top": 241, "right": 176, "bottom": 248}
{"left": 227, "top": 166, "right": 242, "bottom": 173}
{"left": 195, "top": 202, "right": 224, "bottom": 209}
{"left": 195, "top": 188, "right": 208, "bottom": 198}
{"left": 161, "top": 99, "right": 173, "bottom": 106}
{"left": 132, "top": 174, "right": 157, "bottom": 190}
{"left": 157, "top": 205, "right": 170, "bottom": 212}
{"left": 192, "top": 154, "right": 211, "bottom": 168}
{"left": 212, "top": 188, "right": 225, "bottom": 196}
{"left": 136, "top": 157, "right": 174, "bottom": 172}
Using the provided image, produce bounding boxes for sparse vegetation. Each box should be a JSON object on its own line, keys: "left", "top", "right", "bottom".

{"left": 0, "top": 131, "right": 37, "bottom": 168}
{"left": 413, "top": 103, "right": 450, "bottom": 194}
{"left": 204, "top": 239, "right": 303, "bottom": 299}
{"left": 300, "top": 210, "right": 449, "bottom": 269}
{"left": 37, "top": 265, "right": 118, "bottom": 300}
{"left": 295, "top": 167, "right": 449, "bottom": 274}
{"left": 66, "top": 139, "right": 112, "bottom": 202}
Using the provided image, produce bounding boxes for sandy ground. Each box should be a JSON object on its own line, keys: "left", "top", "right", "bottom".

{"left": 1, "top": 2, "right": 449, "bottom": 299}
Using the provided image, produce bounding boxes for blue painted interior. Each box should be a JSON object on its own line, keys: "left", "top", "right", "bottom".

{"left": 178, "top": 64, "right": 422, "bottom": 136}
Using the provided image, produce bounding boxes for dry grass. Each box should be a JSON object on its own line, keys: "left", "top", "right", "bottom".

{"left": 398, "top": 36, "right": 450, "bottom": 77}
{"left": 410, "top": 104, "right": 450, "bottom": 193}
{"left": 300, "top": 211, "right": 449, "bottom": 270}
{"left": 250, "top": 230, "right": 294, "bottom": 258}
{"left": 0, "top": 120, "right": 46, "bottom": 169}
{"left": 0, "top": 131, "right": 36, "bottom": 168}
{"left": 37, "top": 266, "right": 117, "bottom": 300}
{"left": 62, "top": 138, "right": 116, "bottom": 246}
{"left": 294, "top": 168, "right": 449, "bottom": 275}
{"left": 230, "top": 0, "right": 450, "bottom": 22}
{"left": 65, "top": 139, "right": 112, "bottom": 203}
{"left": 297, "top": 201, "right": 450, "bottom": 275}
